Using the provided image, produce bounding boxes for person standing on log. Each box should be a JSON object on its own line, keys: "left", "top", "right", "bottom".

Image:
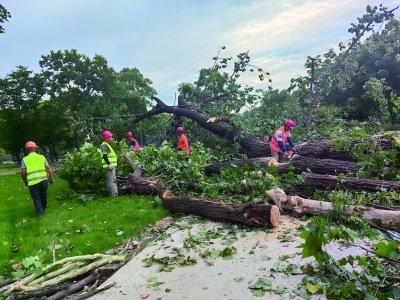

{"left": 176, "top": 126, "right": 190, "bottom": 156}
{"left": 269, "top": 119, "right": 296, "bottom": 161}
{"left": 100, "top": 131, "right": 118, "bottom": 196}
{"left": 20, "top": 141, "right": 54, "bottom": 217}
{"left": 126, "top": 131, "right": 141, "bottom": 151}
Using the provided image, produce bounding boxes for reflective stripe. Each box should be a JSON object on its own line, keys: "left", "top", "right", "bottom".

{"left": 27, "top": 175, "right": 48, "bottom": 183}
{"left": 23, "top": 153, "right": 48, "bottom": 186}
{"left": 27, "top": 169, "right": 46, "bottom": 176}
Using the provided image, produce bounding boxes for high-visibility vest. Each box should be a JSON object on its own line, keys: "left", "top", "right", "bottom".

{"left": 100, "top": 142, "right": 118, "bottom": 168}
{"left": 269, "top": 126, "right": 290, "bottom": 154}
{"left": 22, "top": 153, "right": 48, "bottom": 186}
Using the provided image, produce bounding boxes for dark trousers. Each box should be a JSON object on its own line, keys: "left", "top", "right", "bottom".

{"left": 28, "top": 180, "right": 48, "bottom": 216}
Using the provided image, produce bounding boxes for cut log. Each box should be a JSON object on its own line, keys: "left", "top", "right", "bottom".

{"left": 278, "top": 155, "right": 359, "bottom": 175}
{"left": 126, "top": 173, "right": 163, "bottom": 196}
{"left": 294, "top": 173, "right": 400, "bottom": 192}
{"left": 162, "top": 190, "right": 280, "bottom": 227}
{"left": 265, "top": 188, "right": 400, "bottom": 231}
{"left": 295, "top": 138, "right": 393, "bottom": 161}
{"left": 123, "top": 153, "right": 163, "bottom": 195}
{"left": 204, "top": 155, "right": 359, "bottom": 176}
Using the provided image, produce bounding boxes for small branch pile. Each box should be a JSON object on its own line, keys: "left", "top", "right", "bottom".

{"left": 6, "top": 254, "right": 124, "bottom": 300}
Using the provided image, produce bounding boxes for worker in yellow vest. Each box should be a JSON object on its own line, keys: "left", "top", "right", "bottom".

{"left": 100, "top": 131, "right": 118, "bottom": 196}
{"left": 20, "top": 141, "right": 54, "bottom": 216}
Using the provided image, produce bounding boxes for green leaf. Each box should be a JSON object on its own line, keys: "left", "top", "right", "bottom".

{"left": 375, "top": 241, "right": 399, "bottom": 260}
{"left": 306, "top": 283, "right": 318, "bottom": 294}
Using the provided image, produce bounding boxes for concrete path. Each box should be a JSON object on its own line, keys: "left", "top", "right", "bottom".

{"left": 93, "top": 215, "right": 367, "bottom": 300}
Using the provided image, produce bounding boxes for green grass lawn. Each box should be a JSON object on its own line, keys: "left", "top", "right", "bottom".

{"left": 0, "top": 172, "right": 168, "bottom": 277}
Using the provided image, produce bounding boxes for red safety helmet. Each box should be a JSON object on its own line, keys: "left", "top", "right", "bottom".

{"left": 25, "top": 141, "right": 37, "bottom": 149}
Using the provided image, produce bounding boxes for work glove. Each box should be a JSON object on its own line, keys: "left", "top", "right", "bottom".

{"left": 49, "top": 178, "right": 54, "bottom": 184}
{"left": 108, "top": 165, "right": 114, "bottom": 171}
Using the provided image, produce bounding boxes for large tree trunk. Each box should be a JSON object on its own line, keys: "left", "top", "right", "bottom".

{"left": 131, "top": 94, "right": 270, "bottom": 158}
{"left": 295, "top": 138, "right": 393, "bottom": 161}
{"left": 162, "top": 190, "right": 280, "bottom": 227}
{"left": 266, "top": 188, "right": 400, "bottom": 231}
{"left": 204, "top": 155, "right": 359, "bottom": 176}
{"left": 294, "top": 173, "right": 400, "bottom": 193}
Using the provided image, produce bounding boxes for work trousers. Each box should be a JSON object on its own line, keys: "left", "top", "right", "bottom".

{"left": 106, "top": 168, "right": 118, "bottom": 197}
{"left": 28, "top": 180, "right": 48, "bottom": 216}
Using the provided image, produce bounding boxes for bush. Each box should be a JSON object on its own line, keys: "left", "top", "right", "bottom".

{"left": 60, "top": 142, "right": 107, "bottom": 193}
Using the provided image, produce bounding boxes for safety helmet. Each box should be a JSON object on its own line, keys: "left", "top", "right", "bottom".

{"left": 25, "top": 141, "right": 37, "bottom": 149}
{"left": 284, "top": 119, "right": 296, "bottom": 129}
{"left": 102, "top": 131, "right": 113, "bottom": 140}
{"left": 176, "top": 127, "right": 184, "bottom": 133}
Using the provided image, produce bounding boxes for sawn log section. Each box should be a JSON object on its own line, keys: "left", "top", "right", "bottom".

{"left": 162, "top": 190, "right": 280, "bottom": 227}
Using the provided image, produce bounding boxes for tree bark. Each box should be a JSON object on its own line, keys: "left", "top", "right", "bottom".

{"left": 265, "top": 188, "right": 400, "bottom": 231}
{"left": 162, "top": 190, "right": 280, "bottom": 227}
{"left": 295, "top": 138, "right": 393, "bottom": 161}
{"left": 204, "top": 155, "right": 359, "bottom": 176}
{"left": 294, "top": 173, "right": 400, "bottom": 193}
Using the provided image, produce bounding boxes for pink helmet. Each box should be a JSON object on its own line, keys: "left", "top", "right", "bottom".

{"left": 126, "top": 131, "right": 133, "bottom": 139}
{"left": 284, "top": 119, "right": 296, "bottom": 129}
{"left": 176, "top": 126, "right": 184, "bottom": 133}
{"left": 102, "top": 130, "right": 113, "bottom": 140}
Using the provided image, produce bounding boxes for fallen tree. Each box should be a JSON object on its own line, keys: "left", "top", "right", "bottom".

{"left": 131, "top": 94, "right": 270, "bottom": 158}
{"left": 162, "top": 190, "right": 280, "bottom": 227}
{"left": 295, "top": 138, "right": 393, "bottom": 161}
{"left": 294, "top": 173, "right": 400, "bottom": 193}
{"left": 266, "top": 188, "right": 400, "bottom": 231}
{"left": 204, "top": 155, "right": 359, "bottom": 176}
{"left": 130, "top": 93, "right": 397, "bottom": 160}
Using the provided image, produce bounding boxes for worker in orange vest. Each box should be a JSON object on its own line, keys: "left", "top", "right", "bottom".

{"left": 176, "top": 126, "right": 190, "bottom": 156}
{"left": 269, "top": 119, "right": 296, "bottom": 161}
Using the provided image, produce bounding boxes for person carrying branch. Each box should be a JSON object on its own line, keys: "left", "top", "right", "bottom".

{"left": 100, "top": 131, "right": 118, "bottom": 196}
{"left": 269, "top": 119, "right": 296, "bottom": 161}
{"left": 20, "top": 141, "right": 54, "bottom": 216}
{"left": 126, "top": 131, "right": 141, "bottom": 151}
{"left": 176, "top": 126, "right": 190, "bottom": 156}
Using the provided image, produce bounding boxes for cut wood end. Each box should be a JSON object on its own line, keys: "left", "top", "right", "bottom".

{"left": 267, "top": 157, "right": 278, "bottom": 166}
{"left": 270, "top": 205, "right": 280, "bottom": 227}
{"left": 162, "top": 190, "right": 174, "bottom": 199}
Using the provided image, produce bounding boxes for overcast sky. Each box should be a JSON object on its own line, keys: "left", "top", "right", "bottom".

{"left": 1, "top": 0, "right": 398, "bottom": 104}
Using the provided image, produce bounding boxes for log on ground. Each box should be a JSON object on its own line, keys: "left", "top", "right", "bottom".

{"left": 295, "top": 138, "right": 393, "bottom": 161}
{"left": 162, "top": 190, "right": 280, "bottom": 227}
{"left": 294, "top": 173, "right": 400, "bottom": 192}
{"left": 265, "top": 188, "right": 400, "bottom": 231}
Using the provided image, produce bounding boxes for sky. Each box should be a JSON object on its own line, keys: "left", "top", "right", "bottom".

{"left": 0, "top": 0, "right": 399, "bottom": 104}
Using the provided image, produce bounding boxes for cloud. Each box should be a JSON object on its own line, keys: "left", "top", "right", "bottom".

{"left": 222, "top": 0, "right": 364, "bottom": 55}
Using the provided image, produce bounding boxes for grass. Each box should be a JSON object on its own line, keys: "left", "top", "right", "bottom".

{"left": 0, "top": 172, "right": 168, "bottom": 278}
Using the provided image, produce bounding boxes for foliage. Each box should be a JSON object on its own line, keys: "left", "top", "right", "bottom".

{"left": 59, "top": 142, "right": 106, "bottom": 193}
{"left": 299, "top": 216, "right": 400, "bottom": 299}
{"left": 142, "top": 252, "right": 197, "bottom": 272}
{"left": 0, "top": 3, "right": 11, "bottom": 34}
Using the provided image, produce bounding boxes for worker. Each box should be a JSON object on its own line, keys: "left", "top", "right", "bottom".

{"left": 100, "top": 131, "right": 118, "bottom": 196}
{"left": 269, "top": 119, "right": 296, "bottom": 161}
{"left": 20, "top": 141, "right": 53, "bottom": 217}
{"left": 176, "top": 126, "right": 190, "bottom": 156}
{"left": 126, "top": 131, "right": 141, "bottom": 151}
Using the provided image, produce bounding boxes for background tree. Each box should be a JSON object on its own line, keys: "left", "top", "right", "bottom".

{"left": 0, "top": 3, "right": 11, "bottom": 34}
